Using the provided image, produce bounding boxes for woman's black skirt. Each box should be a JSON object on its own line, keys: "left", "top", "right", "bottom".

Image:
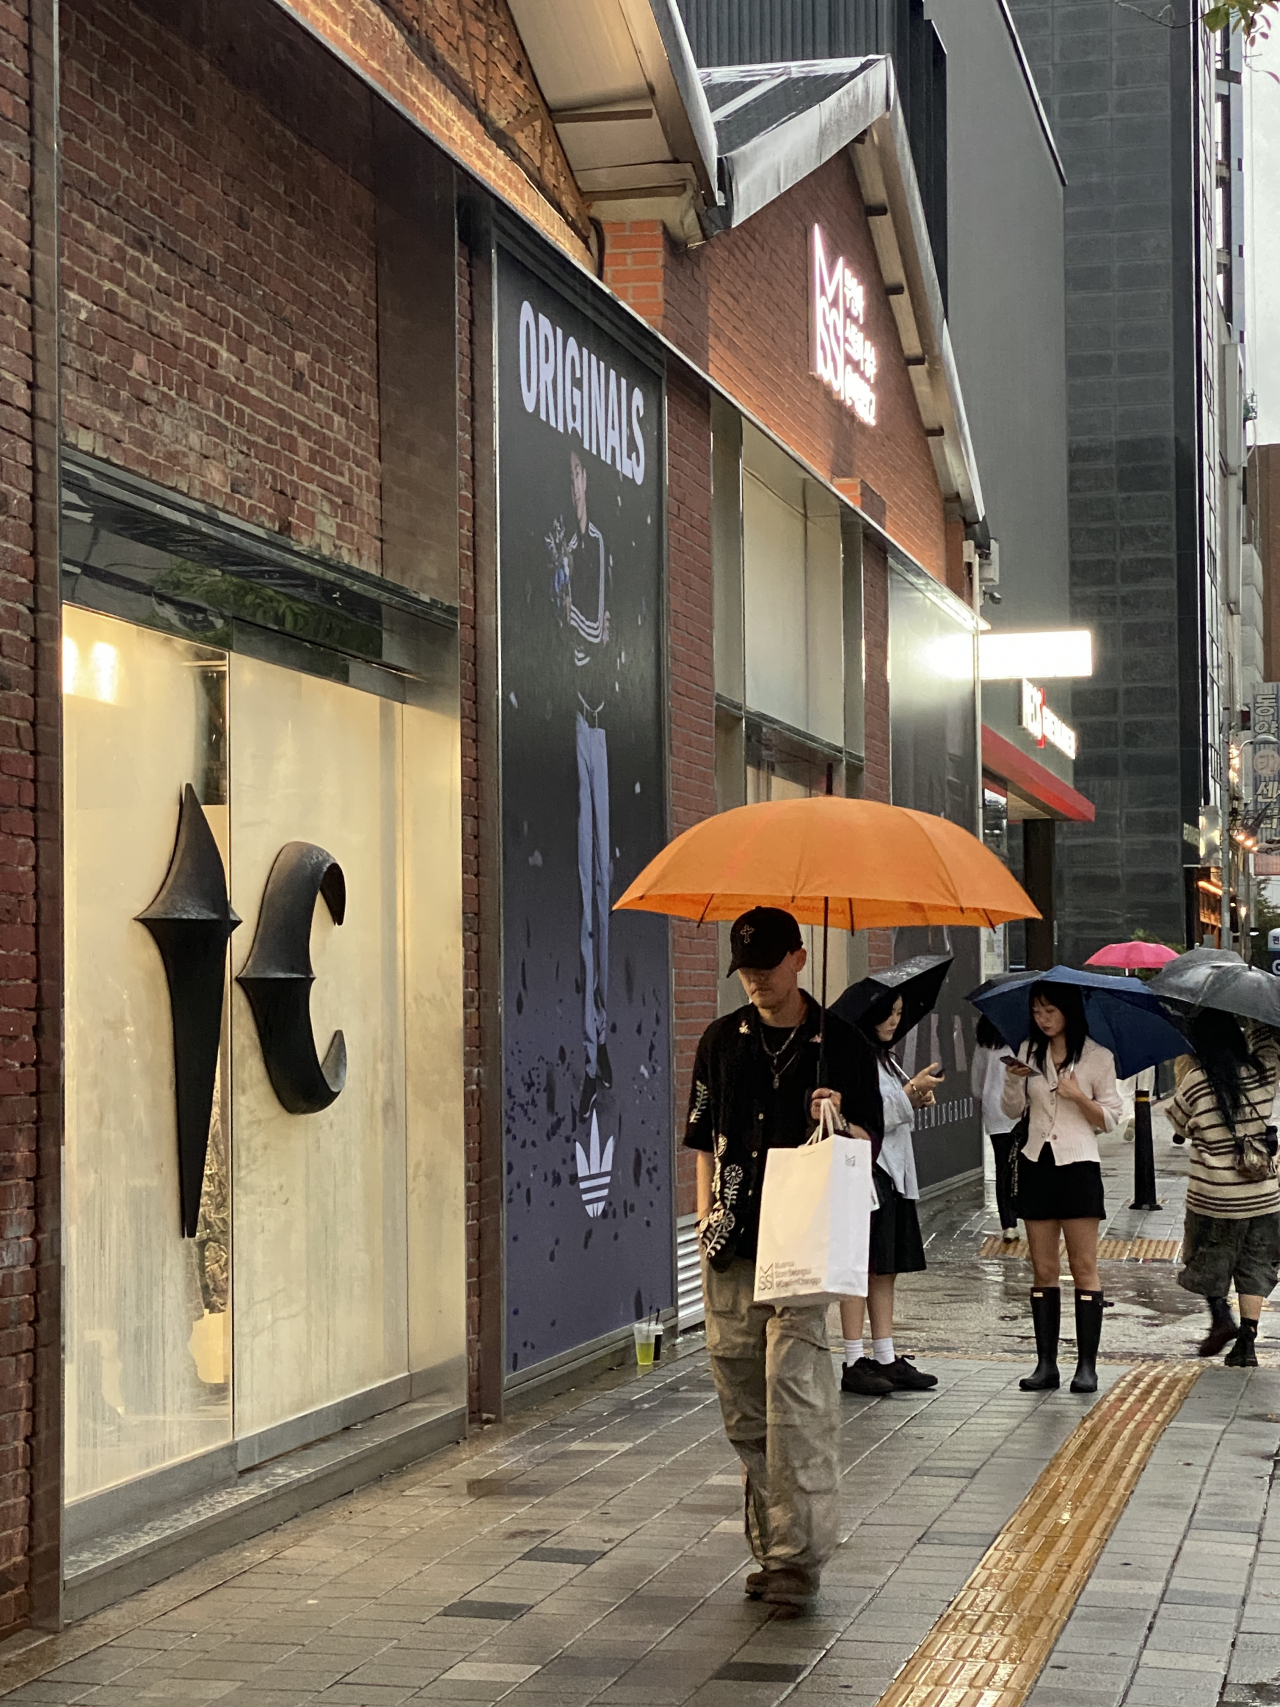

{"left": 1015, "top": 1144, "right": 1105, "bottom": 1222}
{"left": 869, "top": 1165, "right": 927, "bottom": 1275}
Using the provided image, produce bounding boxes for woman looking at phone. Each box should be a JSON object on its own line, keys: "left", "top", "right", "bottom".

{"left": 840, "top": 992, "right": 944, "bottom": 1396}
{"left": 1002, "top": 983, "right": 1123, "bottom": 1394}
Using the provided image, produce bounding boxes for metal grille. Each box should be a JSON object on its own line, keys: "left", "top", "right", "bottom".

{"left": 677, "top": 1213, "right": 705, "bottom": 1329}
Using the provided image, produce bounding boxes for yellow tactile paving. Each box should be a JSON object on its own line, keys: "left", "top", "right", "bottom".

{"left": 978, "top": 1235, "right": 1182, "bottom": 1263}
{"left": 874, "top": 1363, "right": 1201, "bottom": 1707}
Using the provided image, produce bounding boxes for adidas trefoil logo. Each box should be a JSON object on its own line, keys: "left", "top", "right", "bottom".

{"left": 576, "top": 1110, "right": 614, "bottom": 1219}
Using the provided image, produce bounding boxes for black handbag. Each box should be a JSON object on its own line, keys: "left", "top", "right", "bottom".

{"left": 1006, "top": 1111, "right": 1030, "bottom": 1203}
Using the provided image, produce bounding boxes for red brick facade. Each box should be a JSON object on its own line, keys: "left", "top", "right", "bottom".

{"left": 606, "top": 151, "right": 950, "bottom": 582}
{"left": 61, "top": 0, "right": 383, "bottom": 570}
{"left": 0, "top": 0, "right": 44, "bottom": 1635}
{"left": 0, "top": 0, "right": 968, "bottom": 1640}
{"left": 666, "top": 373, "right": 717, "bottom": 1219}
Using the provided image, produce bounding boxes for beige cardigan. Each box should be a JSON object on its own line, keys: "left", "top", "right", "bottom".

{"left": 1000, "top": 1036, "right": 1124, "bottom": 1166}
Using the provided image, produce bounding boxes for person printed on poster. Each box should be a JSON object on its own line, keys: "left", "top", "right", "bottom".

{"left": 552, "top": 451, "right": 614, "bottom": 1118}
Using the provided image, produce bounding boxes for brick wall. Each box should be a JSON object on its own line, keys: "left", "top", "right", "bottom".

{"left": 666, "top": 373, "right": 716, "bottom": 1218}
{"left": 658, "top": 154, "right": 948, "bottom": 581}
{"left": 0, "top": 0, "right": 38, "bottom": 1637}
{"left": 282, "top": 0, "right": 591, "bottom": 266}
{"left": 602, "top": 222, "right": 665, "bottom": 330}
{"left": 456, "top": 241, "right": 482, "bottom": 1415}
{"left": 60, "top": 0, "right": 383, "bottom": 571}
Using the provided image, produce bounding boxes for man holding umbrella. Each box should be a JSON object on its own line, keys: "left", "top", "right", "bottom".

{"left": 685, "top": 907, "right": 882, "bottom": 1613}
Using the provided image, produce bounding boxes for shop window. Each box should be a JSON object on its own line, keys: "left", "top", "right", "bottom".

{"left": 742, "top": 475, "right": 844, "bottom": 745}
{"left": 60, "top": 461, "right": 465, "bottom": 1514}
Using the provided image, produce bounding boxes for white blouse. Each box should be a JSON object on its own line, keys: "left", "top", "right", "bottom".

{"left": 877, "top": 1059, "right": 919, "bottom": 1201}
{"left": 999, "top": 1035, "right": 1123, "bottom": 1166}
{"left": 971, "top": 1044, "right": 1019, "bottom": 1137}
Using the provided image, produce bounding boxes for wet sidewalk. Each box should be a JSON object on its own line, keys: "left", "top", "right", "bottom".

{"left": 4, "top": 1114, "right": 1279, "bottom": 1707}
{"left": 0, "top": 1345, "right": 1128, "bottom": 1707}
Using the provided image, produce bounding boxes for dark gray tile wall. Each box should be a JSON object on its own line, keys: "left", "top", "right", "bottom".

{"left": 1006, "top": 1, "right": 1192, "bottom": 961}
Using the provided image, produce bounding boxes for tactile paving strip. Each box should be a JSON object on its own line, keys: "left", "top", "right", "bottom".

{"left": 874, "top": 1362, "right": 1201, "bottom": 1707}
{"left": 978, "top": 1235, "right": 1182, "bottom": 1262}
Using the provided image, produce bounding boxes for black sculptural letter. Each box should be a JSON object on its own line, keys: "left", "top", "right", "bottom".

{"left": 236, "top": 843, "right": 347, "bottom": 1114}
{"left": 137, "top": 785, "right": 240, "bottom": 1238}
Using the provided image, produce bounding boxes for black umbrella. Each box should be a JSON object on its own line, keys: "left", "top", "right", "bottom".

{"left": 1148, "top": 946, "right": 1280, "bottom": 1029}
{"left": 831, "top": 953, "right": 953, "bottom": 1044}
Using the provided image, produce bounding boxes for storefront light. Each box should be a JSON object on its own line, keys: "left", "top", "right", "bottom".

{"left": 979, "top": 630, "right": 1093, "bottom": 680}
{"left": 62, "top": 634, "right": 120, "bottom": 703}
{"left": 922, "top": 633, "right": 977, "bottom": 681}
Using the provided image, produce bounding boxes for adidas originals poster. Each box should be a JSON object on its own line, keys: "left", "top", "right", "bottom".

{"left": 496, "top": 246, "right": 672, "bottom": 1375}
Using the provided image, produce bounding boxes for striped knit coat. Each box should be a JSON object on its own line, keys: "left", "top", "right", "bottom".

{"left": 1169, "top": 1020, "right": 1280, "bottom": 1219}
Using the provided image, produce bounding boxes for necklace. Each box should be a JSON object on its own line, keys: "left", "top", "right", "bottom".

{"left": 759, "top": 1018, "right": 805, "bottom": 1090}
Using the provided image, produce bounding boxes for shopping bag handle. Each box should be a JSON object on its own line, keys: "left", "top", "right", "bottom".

{"left": 809, "top": 1095, "right": 848, "bottom": 1144}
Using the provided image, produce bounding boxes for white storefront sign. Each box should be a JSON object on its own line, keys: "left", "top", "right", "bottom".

{"left": 1020, "top": 678, "right": 1077, "bottom": 761}
{"left": 810, "top": 224, "right": 877, "bottom": 426}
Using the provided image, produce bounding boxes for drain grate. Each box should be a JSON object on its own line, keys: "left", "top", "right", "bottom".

{"left": 522, "top": 1546, "right": 606, "bottom": 1565}
{"left": 714, "top": 1662, "right": 806, "bottom": 1683}
{"left": 438, "top": 1600, "right": 531, "bottom": 1620}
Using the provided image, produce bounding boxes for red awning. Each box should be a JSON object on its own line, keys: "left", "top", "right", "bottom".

{"left": 981, "top": 725, "right": 1095, "bottom": 823}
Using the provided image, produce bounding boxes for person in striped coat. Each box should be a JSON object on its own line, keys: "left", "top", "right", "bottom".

{"left": 1170, "top": 1010, "right": 1280, "bottom": 1366}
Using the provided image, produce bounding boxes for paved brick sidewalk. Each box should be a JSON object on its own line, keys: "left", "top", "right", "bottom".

{"left": 0, "top": 1350, "right": 1117, "bottom": 1707}
{"left": 1030, "top": 1365, "right": 1280, "bottom": 1707}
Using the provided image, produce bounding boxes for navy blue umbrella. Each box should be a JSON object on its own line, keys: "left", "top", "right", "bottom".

{"left": 965, "top": 965, "right": 1187, "bottom": 1079}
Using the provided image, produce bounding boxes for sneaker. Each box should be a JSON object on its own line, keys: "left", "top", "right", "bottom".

{"left": 841, "top": 1358, "right": 893, "bottom": 1396}
{"left": 1002, "top": 1226, "right": 1019, "bottom": 1242}
{"left": 761, "top": 1565, "right": 819, "bottom": 1609}
{"left": 597, "top": 1043, "right": 613, "bottom": 1089}
{"left": 881, "top": 1355, "right": 938, "bottom": 1391}
{"left": 744, "top": 1568, "right": 769, "bottom": 1599}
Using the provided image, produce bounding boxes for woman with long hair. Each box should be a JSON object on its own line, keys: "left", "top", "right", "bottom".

{"left": 1002, "top": 982, "right": 1123, "bottom": 1393}
{"left": 972, "top": 1014, "right": 1020, "bottom": 1241}
{"left": 839, "top": 989, "right": 944, "bottom": 1396}
{"left": 1170, "top": 1009, "right": 1280, "bottom": 1365}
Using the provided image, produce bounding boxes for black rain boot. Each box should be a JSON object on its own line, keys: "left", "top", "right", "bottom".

{"left": 1225, "top": 1317, "right": 1259, "bottom": 1368}
{"left": 1199, "top": 1296, "right": 1237, "bottom": 1358}
{"left": 1071, "top": 1291, "right": 1104, "bottom": 1393}
{"left": 1019, "top": 1288, "right": 1061, "bottom": 1391}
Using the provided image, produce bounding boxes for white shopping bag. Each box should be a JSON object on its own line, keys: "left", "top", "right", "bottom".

{"left": 753, "top": 1100, "right": 874, "bottom": 1307}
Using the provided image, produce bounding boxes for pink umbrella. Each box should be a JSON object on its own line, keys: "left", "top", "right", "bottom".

{"left": 1085, "top": 940, "right": 1178, "bottom": 970}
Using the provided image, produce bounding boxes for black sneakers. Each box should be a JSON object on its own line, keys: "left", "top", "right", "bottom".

{"left": 841, "top": 1358, "right": 893, "bottom": 1396}
{"left": 880, "top": 1355, "right": 938, "bottom": 1391}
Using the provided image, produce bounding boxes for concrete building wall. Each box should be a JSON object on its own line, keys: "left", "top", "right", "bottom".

{"left": 927, "top": 0, "right": 1071, "bottom": 631}
{"left": 1006, "top": 0, "right": 1198, "bottom": 962}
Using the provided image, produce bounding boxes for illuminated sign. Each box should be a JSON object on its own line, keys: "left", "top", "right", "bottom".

{"left": 980, "top": 629, "right": 1093, "bottom": 680}
{"left": 811, "top": 224, "right": 877, "bottom": 426}
{"left": 1021, "top": 679, "right": 1077, "bottom": 761}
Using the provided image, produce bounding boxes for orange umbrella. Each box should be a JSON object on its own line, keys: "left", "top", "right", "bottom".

{"left": 614, "top": 795, "right": 1038, "bottom": 931}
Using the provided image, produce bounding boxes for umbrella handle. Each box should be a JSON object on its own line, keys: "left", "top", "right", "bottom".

{"left": 818, "top": 897, "right": 829, "bottom": 1090}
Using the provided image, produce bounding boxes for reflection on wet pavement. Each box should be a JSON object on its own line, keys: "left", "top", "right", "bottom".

{"left": 892, "top": 1107, "right": 1280, "bottom": 1368}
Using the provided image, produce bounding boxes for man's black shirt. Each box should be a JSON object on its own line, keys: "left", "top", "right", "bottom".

{"left": 683, "top": 995, "right": 883, "bottom": 1268}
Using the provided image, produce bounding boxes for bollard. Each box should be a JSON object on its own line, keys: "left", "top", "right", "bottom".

{"left": 1130, "top": 1088, "right": 1159, "bottom": 1211}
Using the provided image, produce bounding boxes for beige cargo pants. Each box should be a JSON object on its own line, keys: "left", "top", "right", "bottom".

{"left": 702, "top": 1255, "right": 840, "bottom": 1576}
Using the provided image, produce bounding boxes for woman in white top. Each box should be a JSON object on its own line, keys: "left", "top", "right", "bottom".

{"left": 971, "top": 1015, "right": 1021, "bottom": 1240}
{"left": 1001, "top": 982, "right": 1123, "bottom": 1395}
{"left": 838, "top": 991, "right": 944, "bottom": 1397}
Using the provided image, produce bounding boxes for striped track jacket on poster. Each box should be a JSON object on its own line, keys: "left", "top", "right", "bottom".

{"left": 1170, "top": 1020, "right": 1280, "bottom": 1219}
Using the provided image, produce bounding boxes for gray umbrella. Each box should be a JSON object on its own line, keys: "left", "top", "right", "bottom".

{"left": 1147, "top": 946, "right": 1280, "bottom": 1028}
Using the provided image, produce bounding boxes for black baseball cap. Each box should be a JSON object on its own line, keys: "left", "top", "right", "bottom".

{"left": 727, "top": 907, "right": 804, "bottom": 975}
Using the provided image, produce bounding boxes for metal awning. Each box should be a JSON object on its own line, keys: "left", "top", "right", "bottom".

{"left": 699, "top": 57, "right": 891, "bottom": 229}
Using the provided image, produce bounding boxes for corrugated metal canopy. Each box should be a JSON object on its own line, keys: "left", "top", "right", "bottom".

{"left": 700, "top": 57, "right": 890, "bottom": 227}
